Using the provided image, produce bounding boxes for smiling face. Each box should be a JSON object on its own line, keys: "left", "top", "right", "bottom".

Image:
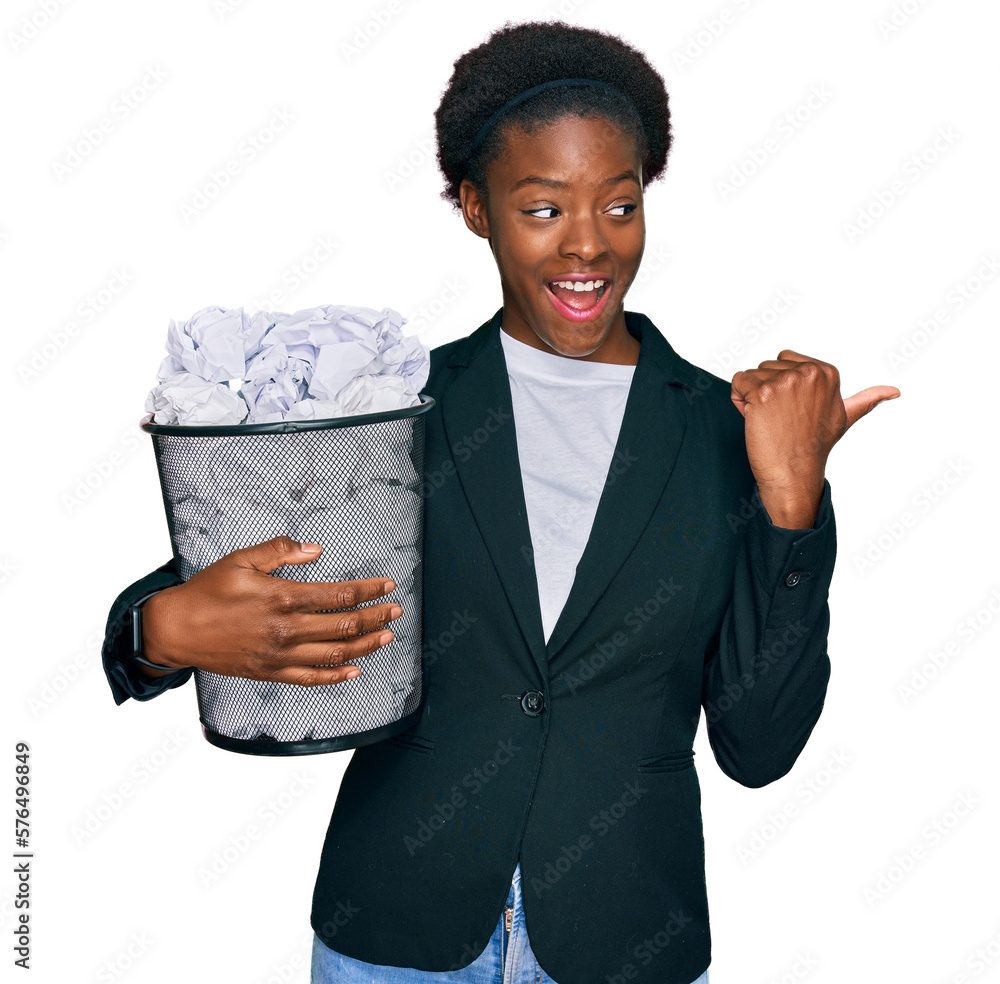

{"left": 459, "top": 114, "right": 645, "bottom": 365}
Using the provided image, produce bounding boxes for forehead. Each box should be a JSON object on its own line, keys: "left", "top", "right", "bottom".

{"left": 487, "top": 114, "right": 642, "bottom": 190}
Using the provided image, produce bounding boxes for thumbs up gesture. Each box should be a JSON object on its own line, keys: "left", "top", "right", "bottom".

{"left": 730, "top": 350, "right": 900, "bottom": 529}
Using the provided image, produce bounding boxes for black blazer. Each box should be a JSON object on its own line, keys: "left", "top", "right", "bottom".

{"left": 103, "top": 309, "right": 836, "bottom": 984}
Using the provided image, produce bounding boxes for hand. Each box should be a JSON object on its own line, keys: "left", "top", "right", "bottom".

{"left": 141, "top": 536, "right": 403, "bottom": 686}
{"left": 731, "top": 350, "right": 900, "bottom": 528}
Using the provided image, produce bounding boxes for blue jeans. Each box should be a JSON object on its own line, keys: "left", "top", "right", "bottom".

{"left": 311, "top": 863, "right": 709, "bottom": 984}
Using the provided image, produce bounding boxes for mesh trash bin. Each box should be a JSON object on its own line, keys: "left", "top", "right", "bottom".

{"left": 141, "top": 398, "right": 434, "bottom": 756}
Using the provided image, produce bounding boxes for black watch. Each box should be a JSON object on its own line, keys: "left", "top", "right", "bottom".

{"left": 127, "top": 590, "right": 187, "bottom": 673}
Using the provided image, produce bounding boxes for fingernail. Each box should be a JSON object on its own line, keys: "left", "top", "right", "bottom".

{"left": 382, "top": 580, "right": 395, "bottom": 593}
{"left": 301, "top": 542, "right": 321, "bottom": 553}
{"left": 390, "top": 605, "right": 403, "bottom": 619}
{"left": 379, "top": 631, "right": 393, "bottom": 645}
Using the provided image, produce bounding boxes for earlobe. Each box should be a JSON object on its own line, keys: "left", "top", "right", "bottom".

{"left": 459, "top": 180, "right": 491, "bottom": 239}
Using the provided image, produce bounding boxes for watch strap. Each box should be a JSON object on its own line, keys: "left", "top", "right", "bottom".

{"left": 128, "top": 590, "right": 189, "bottom": 673}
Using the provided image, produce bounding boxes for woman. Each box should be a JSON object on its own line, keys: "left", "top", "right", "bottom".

{"left": 103, "top": 20, "right": 898, "bottom": 984}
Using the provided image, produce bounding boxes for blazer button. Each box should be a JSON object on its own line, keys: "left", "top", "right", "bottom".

{"left": 785, "top": 571, "right": 802, "bottom": 588}
{"left": 520, "top": 691, "right": 545, "bottom": 717}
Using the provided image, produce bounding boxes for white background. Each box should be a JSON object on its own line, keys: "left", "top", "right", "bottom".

{"left": 3, "top": 0, "right": 999, "bottom": 982}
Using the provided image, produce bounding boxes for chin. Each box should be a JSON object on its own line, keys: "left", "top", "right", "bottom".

{"left": 539, "top": 326, "right": 608, "bottom": 359}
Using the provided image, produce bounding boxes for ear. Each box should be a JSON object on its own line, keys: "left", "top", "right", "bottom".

{"left": 459, "top": 179, "right": 491, "bottom": 240}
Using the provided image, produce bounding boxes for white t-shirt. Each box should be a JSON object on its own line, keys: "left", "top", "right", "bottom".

{"left": 500, "top": 328, "right": 636, "bottom": 643}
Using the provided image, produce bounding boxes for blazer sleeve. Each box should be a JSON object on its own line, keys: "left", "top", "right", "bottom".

{"left": 102, "top": 559, "right": 192, "bottom": 706}
{"left": 702, "top": 480, "right": 836, "bottom": 787}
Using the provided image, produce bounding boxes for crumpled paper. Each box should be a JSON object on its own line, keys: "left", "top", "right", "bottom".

{"left": 145, "top": 303, "right": 429, "bottom": 425}
{"left": 145, "top": 373, "right": 248, "bottom": 426}
{"left": 156, "top": 307, "right": 280, "bottom": 385}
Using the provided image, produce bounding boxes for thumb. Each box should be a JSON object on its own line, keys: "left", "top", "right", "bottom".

{"left": 843, "top": 385, "right": 901, "bottom": 430}
{"left": 229, "top": 535, "right": 323, "bottom": 574}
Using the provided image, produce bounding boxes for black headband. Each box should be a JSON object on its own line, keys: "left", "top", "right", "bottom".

{"left": 466, "top": 77, "right": 636, "bottom": 159}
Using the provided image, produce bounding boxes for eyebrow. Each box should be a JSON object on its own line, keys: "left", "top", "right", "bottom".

{"left": 510, "top": 169, "right": 640, "bottom": 191}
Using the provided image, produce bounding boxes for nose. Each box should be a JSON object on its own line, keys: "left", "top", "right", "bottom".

{"left": 558, "top": 210, "right": 608, "bottom": 263}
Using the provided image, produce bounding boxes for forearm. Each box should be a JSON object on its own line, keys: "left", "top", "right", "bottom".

{"left": 703, "top": 480, "right": 836, "bottom": 787}
{"left": 102, "top": 560, "right": 190, "bottom": 704}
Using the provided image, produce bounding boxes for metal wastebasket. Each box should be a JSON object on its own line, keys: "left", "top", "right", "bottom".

{"left": 141, "top": 398, "right": 434, "bottom": 756}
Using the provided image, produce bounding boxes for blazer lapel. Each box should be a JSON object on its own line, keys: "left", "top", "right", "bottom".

{"left": 440, "top": 310, "right": 548, "bottom": 671}
{"left": 544, "top": 312, "right": 696, "bottom": 660}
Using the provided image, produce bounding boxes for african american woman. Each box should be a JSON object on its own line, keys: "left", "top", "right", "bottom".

{"left": 102, "top": 20, "right": 899, "bottom": 984}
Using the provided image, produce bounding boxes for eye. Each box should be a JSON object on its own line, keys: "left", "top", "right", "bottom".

{"left": 608, "top": 203, "right": 638, "bottom": 217}
{"left": 521, "top": 206, "right": 559, "bottom": 218}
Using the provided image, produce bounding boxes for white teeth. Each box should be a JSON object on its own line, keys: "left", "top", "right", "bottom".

{"left": 551, "top": 279, "right": 605, "bottom": 291}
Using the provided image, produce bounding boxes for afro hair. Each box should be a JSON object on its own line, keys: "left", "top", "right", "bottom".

{"left": 434, "top": 20, "right": 672, "bottom": 211}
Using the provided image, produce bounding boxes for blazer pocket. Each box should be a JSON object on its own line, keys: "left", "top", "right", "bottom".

{"left": 386, "top": 731, "right": 435, "bottom": 755}
{"left": 637, "top": 749, "right": 695, "bottom": 774}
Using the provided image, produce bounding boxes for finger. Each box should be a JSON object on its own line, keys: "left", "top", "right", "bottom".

{"left": 776, "top": 349, "right": 825, "bottom": 365}
{"left": 263, "top": 575, "right": 398, "bottom": 614}
{"left": 730, "top": 368, "right": 762, "bottom": 400}
{"left": 286, "top": 602, "right": 404, "bottom": 644}
{"left": 229, "top": 535, "right": 325, "bottom": 575}
{"left": 843, "top": 385, "right": 902, "bottom": 429}
{"left": 257, "top": 662, "right": 364, "bottom": 688}
{"left": 281, "top": 627, "right": 397, "bottom": 670}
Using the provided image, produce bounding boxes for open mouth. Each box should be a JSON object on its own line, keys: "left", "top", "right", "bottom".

{"left": 545, "top": 279, "right": 611, "bottom": 320}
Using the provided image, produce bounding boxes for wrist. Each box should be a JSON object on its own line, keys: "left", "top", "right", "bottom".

{"left": 139, "top": 587, "right": 187, "bottom": 670}
{"left": 756, "top": 480, "right": 823, "bottom": 530}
